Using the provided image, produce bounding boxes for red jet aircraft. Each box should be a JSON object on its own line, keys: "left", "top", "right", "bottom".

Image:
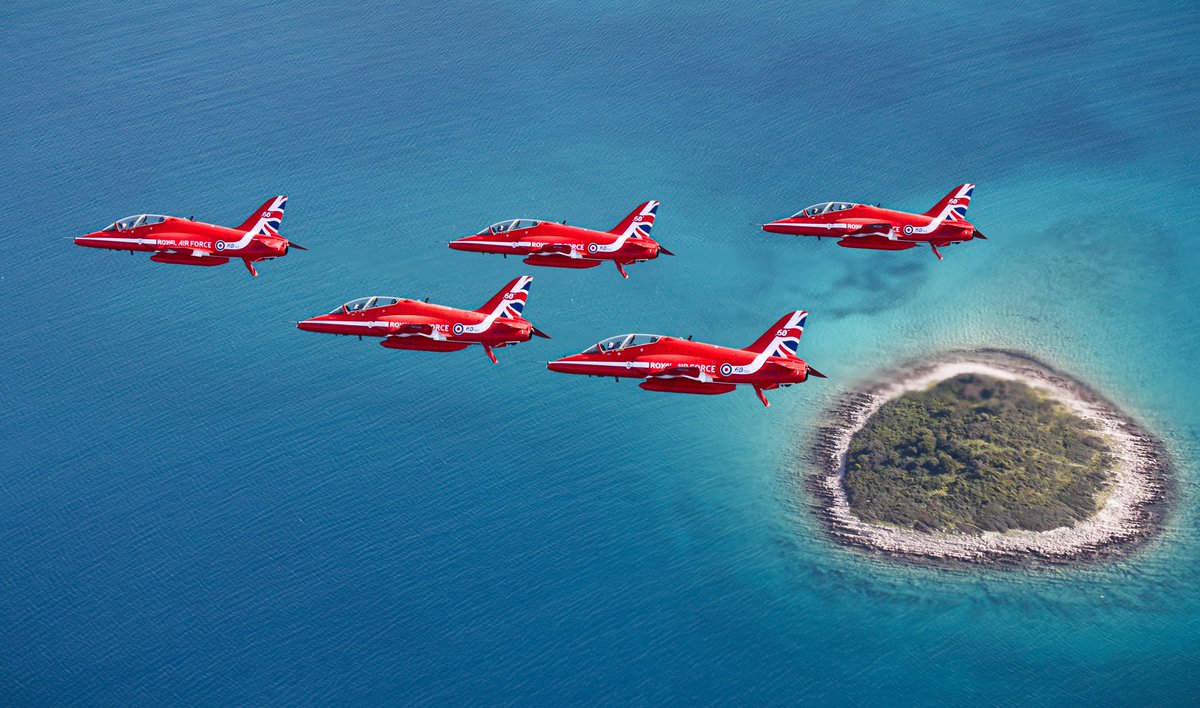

{"left": 297, "top": 276, "right": 548, "bottom": 363}
{"left": 448, "top": 201, "right": 672, "bottom": 278}
{"left": 546, "top": 311, "right": 823, "bottom": 407}
{"left": 73, "top": 196, "right": 303, "bottom": 276}
{"left": 762, "top": 184, "right": 986, "bottom": 260}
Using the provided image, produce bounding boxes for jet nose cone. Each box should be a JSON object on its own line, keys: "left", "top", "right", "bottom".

{"left": 297, "top": 318, "right": 319, "bottom": 332}
{"left": 448, "top": 236, "right": 477, "bottom": 252}
{"left": 448, "top": 234, "right": 499, "bottom": 253}
{"left": 546, "top": 353, "right": 585, "bottom": 373}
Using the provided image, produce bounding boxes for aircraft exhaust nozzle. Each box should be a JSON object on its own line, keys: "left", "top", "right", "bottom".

{"left": 973, "top": 229, "right": 988, "bottom": 240}
{"left": 657, "top": 244, "right": 675, "bottom": 256}
{"left": 807, "top": 365, "right": 827, "bottom": 379}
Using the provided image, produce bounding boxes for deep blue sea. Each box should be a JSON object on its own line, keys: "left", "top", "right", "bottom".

{"left": 2, "top": 1, "right": 1198, "bottom": 704}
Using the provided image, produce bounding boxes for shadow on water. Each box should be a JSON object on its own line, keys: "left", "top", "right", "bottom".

{"left": 817, "top": 257, "right": 931, "bottom": 319}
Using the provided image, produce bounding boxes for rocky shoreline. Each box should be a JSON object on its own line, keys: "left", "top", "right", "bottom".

{"left": 806, "top": 349, "right": 1173, "bottom": 567}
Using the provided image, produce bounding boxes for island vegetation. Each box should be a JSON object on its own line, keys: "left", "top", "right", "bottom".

{"left": 842, "top": 373, "right": 1114, "bottom": 534}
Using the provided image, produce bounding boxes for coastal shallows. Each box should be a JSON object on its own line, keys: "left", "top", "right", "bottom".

{"left": 807, "top": 350, "right": 1172, "bottom": 566}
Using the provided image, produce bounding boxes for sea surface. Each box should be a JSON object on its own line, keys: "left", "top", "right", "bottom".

{"left": 2, "top": 1, "right": 1198, "bottom": 704}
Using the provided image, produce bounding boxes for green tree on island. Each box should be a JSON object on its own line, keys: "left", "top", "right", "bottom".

{"left": 843, "top": 373, "right": 1113, "bottom": 534}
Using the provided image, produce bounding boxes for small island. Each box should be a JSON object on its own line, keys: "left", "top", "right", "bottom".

{"left": 809, "top": 350, "right": 1171, "bottom": 566}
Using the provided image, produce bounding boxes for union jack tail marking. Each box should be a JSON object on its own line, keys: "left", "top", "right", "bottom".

{"left": 477, "top": 275, "right": 533, "bottom": 320}
{"left": 609, "top": 200, "right": 660, "bottom": 240}
{"left": 237, "top": 195, "right": 288, "bottom": 236}
{"left": 745, "top": 310, "right": 808, "bottom": 357}
{"left": 924, "top": 184, "right": 974, "bottom": 222}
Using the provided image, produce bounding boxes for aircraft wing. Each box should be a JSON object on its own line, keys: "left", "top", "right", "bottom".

{"left": 385, "top": 322, "right": 446, "bottom": 340}
{"left": 531, "top": 243, "right": 581, "bottom": 258}
{"left": 161, "top": 248, "right": 216, "bottom": 257}
{"left": 649, "top": 365, "right": 713, "bottom": 383}
{"left": 841, "top": 222, "right": 894, "bottom": 238}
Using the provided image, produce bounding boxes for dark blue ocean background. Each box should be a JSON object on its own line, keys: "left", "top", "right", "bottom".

{"left": 2, "top": 0, "right": 1198, "bottom": 703}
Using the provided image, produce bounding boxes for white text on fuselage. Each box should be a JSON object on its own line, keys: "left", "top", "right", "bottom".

{"left": 157, "top": 239, "right": 212, "bottom": 249}
{"left": 650, "top": 362, "right": 717, "bottom": 373}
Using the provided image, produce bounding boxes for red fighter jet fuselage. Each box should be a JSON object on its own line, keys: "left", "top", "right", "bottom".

{"left": 547, "top": 311, "right": 823, "bottom": 407}
{"left": 73, "top": 196, "right": 303, "bottom": 276}
{"left": 297, "top": 276, "right": 549, "bottom": 363}
{"left": 448, "top": 201, "right": 672, "bottom": 278}
{"left": 762, "top": 184, "right": 986, "bottom": 260}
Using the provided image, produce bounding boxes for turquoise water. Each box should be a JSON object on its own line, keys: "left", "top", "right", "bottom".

{"left": 2, "top": 1, "right": 1198, "bottom": 703}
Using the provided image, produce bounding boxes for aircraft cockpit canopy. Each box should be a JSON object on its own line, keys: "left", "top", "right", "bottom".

{"left": 792, "top": 202, "right": 855, "bottom": 218}
{"left": 582, "top": 333, "right": 662, "bottom": 354}
{"left": 480, "top": 218, "right": 541, "bottom": 235}
{"left": 331, "top": 296, "right": 402, "bottom": 314}
{"left": 104, "top": 214, "right": 168, "bottom": 231}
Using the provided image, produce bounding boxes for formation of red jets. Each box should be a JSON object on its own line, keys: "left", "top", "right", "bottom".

{"left": 74, "top": 185, "right": 986, "bottom": 406}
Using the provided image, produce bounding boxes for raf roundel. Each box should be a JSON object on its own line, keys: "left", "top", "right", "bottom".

{"left": 215, "top": 240, "right": 227, "bottom": 251}
{"left": 720, "top": 363, "right": 733, "bottom": 377}
{"left": 587, "top": 243, "right": 599, "bottom": 254}
{"left": 452, "top": 323, "right": 465, "bottom": 336}
{"left": 903, "top": 225, "right": 914, "bottom": 235}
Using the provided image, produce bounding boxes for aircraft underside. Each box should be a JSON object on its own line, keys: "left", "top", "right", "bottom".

{"left": 836, "top": 236, "right": 917, "bottom": 251}
{"left": 149, "top": 251, "right": 269, "bottom": 275}
{"left": 523, "top": 254, "right": 601, "bottom": 269}
{"left": 639, "top": 379, "right": 736, "bottom": 395}
{"left": 638, "top": 378, "right": 789, "bottom": 406}
{"left": 381, "top": 336, "right": 471, "bottom": 352}
{"left": 150, "top": 251, "right": 231, "bottom": 266}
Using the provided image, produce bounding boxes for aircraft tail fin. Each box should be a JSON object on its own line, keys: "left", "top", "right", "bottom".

{"left": 745, "top": 311, "right": 808, "bottom": 358}
{"left": 476, "top": 275, "right": 533, "bottom": 320}
{"left": 608, "top": 200, "right": 660, "bottom": 239}
{"left": 236, "top": 195, "right": 288, "bottom": 235}
{"left": 923, "top": 184, "right": 974, "bottom": 222}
